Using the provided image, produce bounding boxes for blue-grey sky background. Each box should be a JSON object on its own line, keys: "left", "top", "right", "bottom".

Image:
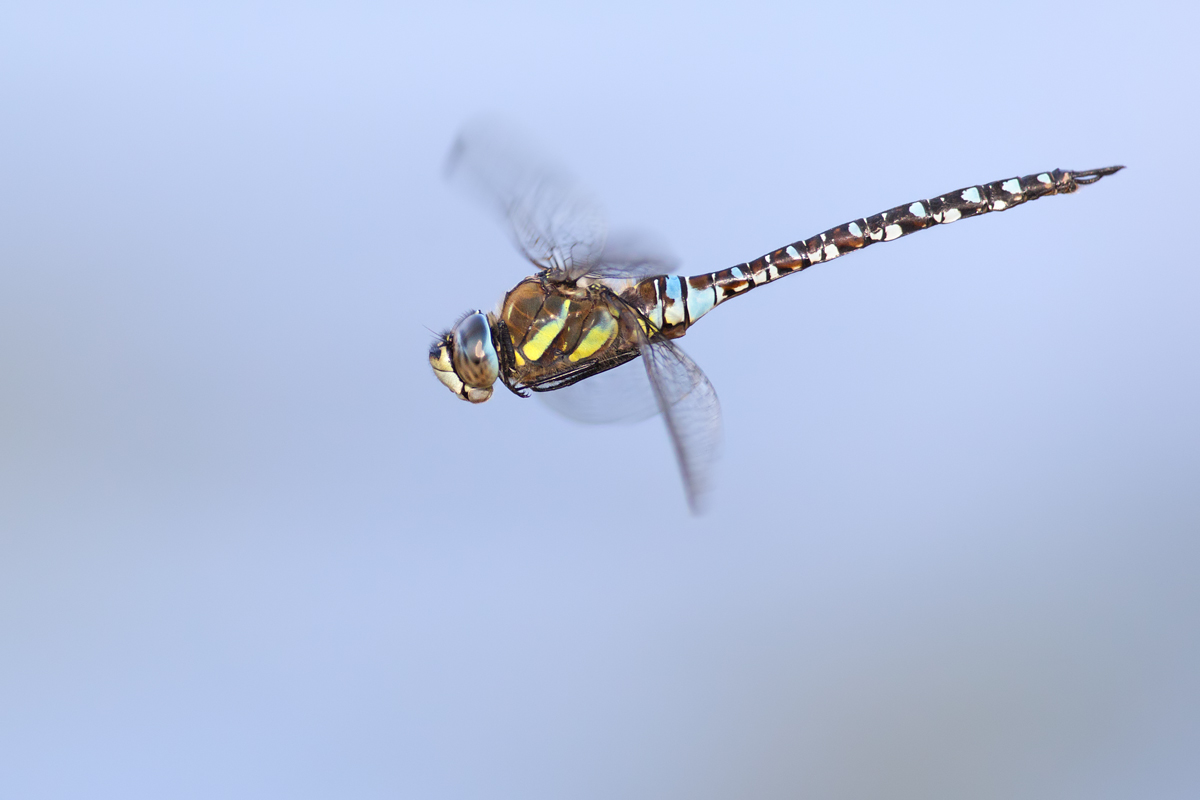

{"left": 2, "top": 2, "right": 1198, "bottom": 798}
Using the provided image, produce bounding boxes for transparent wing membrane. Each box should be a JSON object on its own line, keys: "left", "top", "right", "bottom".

{"left": 446, "top": 120, "right": 677, "bottom": 283}
{"left": 537, "top": 358, "right": 661, "bottom": 424}
{"left": 445, "top": 120, "right": 606, "bottom": 281}
{"left": 589, "top": 229, "right": 679, "bottom": 279}
{"left": 539, "top": 327, "right": 721, "bottom": 512}
{"left": 634, "top": 328, "right": 722, "bottom": 513}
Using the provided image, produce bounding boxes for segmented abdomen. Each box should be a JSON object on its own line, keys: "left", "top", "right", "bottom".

{"left": 623, "top": 166, "right": 1121, "bottom": 336}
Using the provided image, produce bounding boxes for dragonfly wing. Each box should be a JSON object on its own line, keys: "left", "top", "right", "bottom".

{"left": 445, "top": 119, "right": 606, "bottom": 281}
{"left": 634, "top": 330, "right": 722, "bottom": 514}
{"left": 587, "top": 228, "right": 680, "bottom": 279}
{"left": 539, "top": 333, "right": 721, "bottom": 511}
{"left": 538, "top": 359, "right": 661, "bottom": 424}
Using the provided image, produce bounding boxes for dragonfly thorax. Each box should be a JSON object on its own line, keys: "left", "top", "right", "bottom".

{"left": 429, "top": 311, "right": 499, "bottom": 403}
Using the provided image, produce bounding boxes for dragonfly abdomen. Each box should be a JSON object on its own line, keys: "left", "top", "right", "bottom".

{"left": 626, "top": 166, "right": 1123, "bottom": 338}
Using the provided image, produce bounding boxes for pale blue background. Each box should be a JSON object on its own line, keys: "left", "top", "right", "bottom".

{"left": 2, "top": 2, "right": 1198, "bottom": 798}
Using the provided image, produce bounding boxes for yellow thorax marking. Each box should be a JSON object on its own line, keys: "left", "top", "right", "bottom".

{"left": 521, "top": 297, "right": 570, "bottom": 361}
{"left": 568, "top": 309, "right": 617, "bottom": 362}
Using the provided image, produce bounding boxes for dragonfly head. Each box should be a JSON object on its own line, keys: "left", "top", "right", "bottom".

{"left": 429, "top": 311, "right": 499, "bottom": 403}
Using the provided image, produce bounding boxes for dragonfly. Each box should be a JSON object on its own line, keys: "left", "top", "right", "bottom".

{"left": 429, "top": 122, "right": 1122, "bottom": 511}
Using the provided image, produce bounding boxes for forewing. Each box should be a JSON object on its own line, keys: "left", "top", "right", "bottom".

{"left": 538, "top": 359, "right": 661, "bottom": 424}
{"left": 445, "top": 119, "right": 606, "bottom": 281}
{"left": 588, "top": 228, "right": 680, "bottom": 279}
{"left": 635, "top": 330, "right": 722, "bottom": 514}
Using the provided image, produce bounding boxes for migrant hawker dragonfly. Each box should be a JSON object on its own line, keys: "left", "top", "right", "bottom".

{"left": 429, "top": 123, "right": 1122, "bottom": 511}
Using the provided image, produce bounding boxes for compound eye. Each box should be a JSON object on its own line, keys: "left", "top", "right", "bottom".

{"left": 451, "top": 312, "right": 499, "bottom": 389}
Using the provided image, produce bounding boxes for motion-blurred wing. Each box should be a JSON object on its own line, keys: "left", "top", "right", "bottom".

{"left": 588, "top": 229, "right": 680, "bottom": 279}
{"left": 538, "top": 359, "right": 661, "bottom": 424}
{"left": 445, "top": 119, "right": 606, "bottom": 282}
{"left": 634, "top": 330, "right": 722, "bottom": 514}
